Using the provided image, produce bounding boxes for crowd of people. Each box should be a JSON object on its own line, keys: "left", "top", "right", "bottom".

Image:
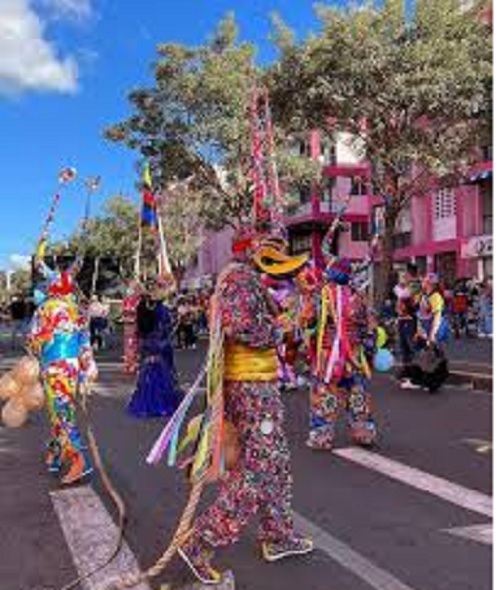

{"left": 0, "top": 250, "right": 492, "bottom": 584}
{"left": 378, "top": 265, "right": 493, "bottom": 392}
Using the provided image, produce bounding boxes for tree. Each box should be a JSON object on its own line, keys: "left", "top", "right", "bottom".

{"left": 269, "top": 0, "right": 492, "bottom": 299}
{"left": 104, "top": 13, "right": 318, "bottom": 231}
{"left": 158, "top": 181, "right": 207, "bottom": 285}
{"left": 47, "top": 195, "right": 140, "bottom": 278}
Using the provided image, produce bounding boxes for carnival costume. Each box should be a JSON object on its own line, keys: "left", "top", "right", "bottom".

{"left": 136, "top": 91, "right": 312, "bottom": 588}
{"left": 303, "top": 201, "right": 380, "bottom": 449}
{"left": 127, "top": 292, "right": 182, "bottom": 418}
{"left": 27, "top": 269, "right": 97, "bottom": 485}
{"left": 307, "top": 259, "right": 377, "bottom": 449}
{"left": 176, "top": 236, "right": 313, "bottom": 584}
{"left": 122, "top": 282, "right": 141, "bottom": 374}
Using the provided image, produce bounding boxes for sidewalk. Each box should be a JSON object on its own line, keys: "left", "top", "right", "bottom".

{"left": 445, "top": 338, "right": 492, "bottom": 391}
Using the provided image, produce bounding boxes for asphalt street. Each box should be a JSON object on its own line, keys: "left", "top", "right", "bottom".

{"left": 0, "top": 343, "right": 492, "bottom": 590}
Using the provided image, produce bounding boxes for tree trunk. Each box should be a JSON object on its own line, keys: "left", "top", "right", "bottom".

{"left": 376, "top": 214, "right": 396, "bottom": 306}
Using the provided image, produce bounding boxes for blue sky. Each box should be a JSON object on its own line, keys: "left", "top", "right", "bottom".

{"left": 0, "top": 0, "right": 335, "bottom": 270}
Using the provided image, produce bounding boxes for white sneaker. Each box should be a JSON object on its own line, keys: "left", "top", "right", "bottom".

{"left": 400, "top": 379, "right": 421, "bottom": 390}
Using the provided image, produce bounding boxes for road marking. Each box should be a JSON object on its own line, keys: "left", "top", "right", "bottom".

{"left": 293, "top": 511, "right": 418, "bottom": 590}
{"left": 333, "top": 447, "right": 492, "bottom": 517}
{"left": 50, "top": 485, "right": 152, "bottom": 590}
{"left": 463, "top": 438, "right": 493, "bottom": 454}
{"left": 443, "top": 524, "right": 492, "bottom": 546}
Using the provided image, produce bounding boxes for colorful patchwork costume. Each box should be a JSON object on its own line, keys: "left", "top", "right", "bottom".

{"left": 179, "top": 239, "right": 313, "bottom": 585}
{"left": 306, "top": 259, "right": 377, "bottom": 449}
{"left": 122, "top": 282, "right": 140, "bottom": 374}
{"left": 28, "top": 271, "right": 96, "bottom": 485}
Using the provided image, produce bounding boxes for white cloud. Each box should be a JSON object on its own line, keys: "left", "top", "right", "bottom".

{"left": 0, "top": 0, "right": 79, "bottom": 96}
{"left": 37, "top": 0, "right": 93, "bottom": 21}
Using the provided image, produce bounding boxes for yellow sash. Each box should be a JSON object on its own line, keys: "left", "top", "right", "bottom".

{"left": 224, "top": 343, "right": 278, "bottom": 382}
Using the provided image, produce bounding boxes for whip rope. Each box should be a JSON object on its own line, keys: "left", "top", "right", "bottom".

{"left": 52, "top": 383, "right": 128, "bottom": 590}
{"left": 97, "top": 292, "right": 226, "bottom": 589}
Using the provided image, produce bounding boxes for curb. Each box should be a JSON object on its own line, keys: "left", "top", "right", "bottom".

{"left": 447, "top": 370, "right": 492, "bottom": 392}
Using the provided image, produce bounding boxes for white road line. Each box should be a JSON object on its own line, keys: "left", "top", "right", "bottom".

{"left": 293, "top": 511, "right": 418, "bottom": 590}
{"left": 333, "top": 447, "right": 492, "bottom": 517}
{"left": 443, "top": 524, "right": 493, "bottom": 546}
{"left": 50, "top": 485, "right": 152, "bottom": 590}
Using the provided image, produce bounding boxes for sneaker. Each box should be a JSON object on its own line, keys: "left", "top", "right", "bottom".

{"left": 306, "top": 437, "right": 333, "bottom": 451}
{"left": 262, "top": 536, "right": 314, "bottom": 563}
{"left": 60, "top": 454, "right": 93, "bottom": 486}
{"left": 178, "top": 546, "right": 222, "bottom": 586}
{"left": 351, "top": 432, "right": 377, "bottom": 448}
{"left": 399, "top": 378, "right": 421, "bottom": 390}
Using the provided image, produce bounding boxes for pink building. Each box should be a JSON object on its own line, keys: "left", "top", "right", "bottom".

{"left": 183, "top": 129, "right": 374, "bottom": 286}
{"left": 286, "top": 130, "right": 372, "bottom": 264}
{"left": 386, "top": 154, "right": 493, "bottom": 284}
{"left": 184, "top": 135, "right": 492, "bottom": 288}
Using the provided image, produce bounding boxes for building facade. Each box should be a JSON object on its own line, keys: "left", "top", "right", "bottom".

{"left": 183, "top": 137, "right": 492, "bottom": 289}
{"left": 388, "top": 156, "right": 493, "bottom": 285}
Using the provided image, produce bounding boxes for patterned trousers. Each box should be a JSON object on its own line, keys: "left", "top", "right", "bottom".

{"left": 308, "top": 372, "right": 377, "bottom": 448}
{"left": 123, "top": 323, "right": 139, "bottom": 374}
{"left": 43, "top": 359, "right": 86, "bottom": 465}
{"left": 188, "top": 380, "right": 295, "bottom": 552}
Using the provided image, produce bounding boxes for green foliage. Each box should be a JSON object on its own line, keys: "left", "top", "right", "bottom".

{"left": 104, "top": 13, "right": 319, "bottom": 231}
{"left": 46, "top": 195, "right": 139, "bottom": 277}
{"left": 268, "top": 0, "right": 492, "bottom": 296}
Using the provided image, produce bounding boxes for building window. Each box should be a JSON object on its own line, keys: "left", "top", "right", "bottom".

{"left": 290, "top": 234, "right": 312, "bottom": 255}
{"left": 298, "top": 186, "right": 311, "bottom": 205}
{"left": 322, "top": 177, "right": 336, "bottom": 202}
{"left": 434, "top": 188, "right": 456, "bottom": 219}
{"left": 298, "top": 139, "right": 311, "bottom": 158}
{"left": 481, "top": 182, "right": 493, "bottom": 235}
{"left": 481, "top": 145, "right": 493, "bottom": 161}
{"left": 351, "top": 221, "right": 369, "bottom": 242}
{"left": 350, "top": 177, "right": 369, "bottom": 196}
{"left": 392, "top": 232, "right": 412, "bottom": 250}
{"left": 320, "top": 141, "right": 336, "bottom": 165}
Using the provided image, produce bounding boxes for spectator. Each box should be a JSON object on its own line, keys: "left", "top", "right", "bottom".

{"left": 89, "top": 295, "right": 110, "bottom": 350}
{"left": 9, "top": 293, "right": 28, "bottom": 349}
{"left": 452, "top": 279, "right": 470, "bottom": 338}
{"left": 478, "top": 278, "right": 493, "bottom": 338}
{"left": 395, "top": 264, "right": 421, "bottom": 389}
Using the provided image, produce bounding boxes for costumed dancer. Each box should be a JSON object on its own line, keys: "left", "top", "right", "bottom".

{"left": 122, "top": 280, "right": 141, "bottom": 374}
{"left": 28, "top": 264, "right": 97, "bottom": 484}
{"left": 127, "top": 279, "right": 182, "bottom": 418}
{"left": 175, "top": 231, "right": 313, "bottom": 585}
{"left": 26, "top": 172, "right": 97, "bottom": 485}
{"left": 139, "top": 90, "right": 311, "bottom": 588}
{"left": 305, "top": 199, "right": 381, "bottom": 449}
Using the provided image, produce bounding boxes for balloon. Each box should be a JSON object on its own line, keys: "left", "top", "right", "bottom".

{"left": 374, "top": 348, "right": 394, "bottom": 373}
{"left": 376, "top": 326, "right": 388, "bottom": 349}
{"left": 2, "top": 398, "right": 28, "bottom": 428}
{"left": 22, "top": 383, "right": 45, "bottom": 411}
{"left": 12, "top": 356, "right": 40, "bottom": 385}
{"left": 0, "top": 373, "right": 22, "bottom": 400}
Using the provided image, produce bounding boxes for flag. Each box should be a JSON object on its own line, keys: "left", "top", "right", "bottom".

{"left": 58, "top": 167, "right": 77, "bottom": 184}
{"left": 143, "top": 162, "right": 153, "bottom": 189}
{"left": 141, "top": 190, "right": 158, "bottom": 230}
{"left": 141, "top": 163, "right": 158, "bottom": 230}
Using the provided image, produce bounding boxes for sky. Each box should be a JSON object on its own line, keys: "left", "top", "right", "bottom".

{"left": 0, "top": 0, "right": 339, "bottom": 270}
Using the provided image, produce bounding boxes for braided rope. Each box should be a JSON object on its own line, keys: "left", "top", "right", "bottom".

{"left": 98, "top": 290, "right": 226, "bottom": 590}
